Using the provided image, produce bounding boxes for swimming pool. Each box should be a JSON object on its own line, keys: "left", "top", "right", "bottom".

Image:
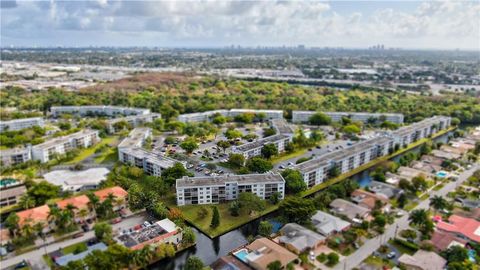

{"left": 436, "top": 171, "right": 448, "bottom": 178}
{"left": 233, "top": 249, "right": 249, "bottom": 263}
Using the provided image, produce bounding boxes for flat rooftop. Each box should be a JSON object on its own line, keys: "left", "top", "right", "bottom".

{"left": 32, "top": 129, "right": 98, "bottom": 150}
{"left": 118, "top": 127, "right": 150, "bottom": 148}
{"left": 234, "top": 134, "right": 290, "bottom": 152}
{"left": 116, "top": 219, "right": 177, "bottom": 248}
{"left": 177, "top": 173, "right": 285, "bottom": 188}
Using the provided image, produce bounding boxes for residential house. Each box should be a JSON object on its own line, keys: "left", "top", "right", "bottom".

{"left": 17, "top": 205, "right": 53, "bottom": 233}
{"left": 278, "top": 223, "right": 326, "bottom": 254}
{"left": 56, "top": 195, "right": 94, "bottom": 223}
{"left": 440, "top": 145, "right": 468, "bottom": 155}
{"left": 94, "top": 186, "right": 129, "bottom": 211}
{"left": 435, "top": 215, "right": 480, "bottom": 243}
{"left": 397, "top": 167, "right": 432, "bottom": 181}
{"left": 351, "top": 189, "right": 390, "bottom": 211}
{"left": 410, "top": 161, "right": 442, "bottom": 174}
{"left": 329, "top": 199, "right": 370, "bottom": 222}
{"left": 430, "top": 230, "right": 468, "bottom": 251}
{"left": 398, "top": 250, "right": 446, "bottom": 270}
{"left": 368, "top": 181, "right": 403, "bottom": 199}
{"left": 431, "top": 150, "right": 461, "bottom": 160}
{"left": 420, "top": 155, "right": 444, "bottom": 167}
{"left": 55, "top": 243, "right": 108, "bottom": 267}
{"left": 311, "top": 210, "right": 351, "bottom": 236}
{"left": 211, "top": 255, "right": 251, "bottom": 270}
{"left": 241, "top": 238, "right": 297, "bottom": 270}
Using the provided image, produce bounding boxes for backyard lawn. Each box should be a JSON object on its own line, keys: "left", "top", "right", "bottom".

{"left": 66, "top": 136, "right": 119, "bottom": 165}
{"left": 180, "top": 202, "right": 278, "bottom": 238}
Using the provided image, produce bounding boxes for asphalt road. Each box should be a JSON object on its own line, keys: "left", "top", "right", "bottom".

{"left": 333, "top": 163, "right": 479, "bottom": 270}
{"left": 1, "top": 213, "right": 148, "bottom": 270}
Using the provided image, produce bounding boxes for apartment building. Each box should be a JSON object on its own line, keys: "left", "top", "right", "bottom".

{"left": 118, "top": 128, "right": 184, "bottom": 176}
{"left": 176, "top": 173, "right": 285, "bottom": 206}
{"left": 270, "top": 118, "right": 295, "bottom": 135}
{"left": 178, "top": 110, "right": 229, "bottom": 123}
{"left": 391, "top": 116, "right": 451, "bottom": 147}
{"left": 177, "top": 108, "right": 283, "bottom": 123}
{"left": 229, "top": 109, "right": 284, "bottom": 120}
{"left": 31, "top": 129, "right": 100, "bottom": 163}
{"left": 106, "top": 113, "right": 161, "bottom": 133}
{"left": 0, "top": 146, "right": 32, "bottom": 167}
{"left": 295, "top": 136, "right": 394, "bottom": 188}
{"left": 0, "top": 117, "right": 45, "bottom": 132}
{"left": 293, "top": 116, "right": 451, "bottom": 188}
{"left": 0, "top": 179, "right": 27, "bottom": 207}
{"left": 50, "top": 106, "right": 150, "bottom": 117}
{"left": 292, "top": 111, "right": 404, "bottom": 124}
{"left": 232, "top": 134, "right": 293, "bottom": 159}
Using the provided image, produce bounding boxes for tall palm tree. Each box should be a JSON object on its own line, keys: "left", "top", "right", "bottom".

{"left": 86, "top": 192, "right": 100, "bottom": 220}
{"left": 21, "top": 222, "right": 34, "bottom": 239}
{"left": 47, "top": 205, "right": 61, "bottom": 228}
{"left": 409, "top": 209, "right": 429, "bottom": 228}
{"left": 78, "top": 208, "right": 89, "bottom": 223}
{"left": 5, "top": 212, "right": 20, "bottom": 237}
{"left": 429, "top": 195, "right": 447, "bottom": 214}
{"left": 19, "top": 194, "right": 36, "bottom": 210}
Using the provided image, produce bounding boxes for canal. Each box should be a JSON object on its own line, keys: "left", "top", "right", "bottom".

{"left": 151, "top": 131, "right": 453, "bottom": 269}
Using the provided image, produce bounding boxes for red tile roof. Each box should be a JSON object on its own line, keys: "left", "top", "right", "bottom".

{"left": 431, "top": 230, "right": 467, "bottom": 251}
{"left": 436, "top": 215, "right": 480, "bottom": 243}
{"left": 56, "top": 195, "right": 90, "bottom": 210}
{"left": 94, "top": 186, "right": 128, "bottom": 201}
{"left": 17, "top": 205, "right": 50, "bottom": 227}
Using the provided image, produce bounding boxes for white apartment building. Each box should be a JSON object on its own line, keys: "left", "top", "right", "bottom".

{"left": 117, "top": 127, "right": 152, "bottom": 149}
{"left": 0, "top": 117, "right": 45, "bottom": 132}
{"left": 117, "top": 127, "right": 184, "bottom": 176}
{"left": 228, "top": 109, "right": 284, "bottom": 120}
{"left": 294, "top": 116, "right": 451, "bottom": 188}
{"left": 50, "top": 106, "right": 150, "bottom": 117}
{"left": 291, "top": 111, "right": 404, "bottom": 124}
{"left": 0, "top": 146, "right": 32, "bottom": 167}
{"left": 177, "top": 109, "right": 283, "bottom": 123}
{"left": 232, "top": 134, "right": 293, "bottom": 159}
{"left": 270, "top": 118, "right": 295, "bottom": 135}
{"left": 107, "top": 113, "right": 161, "bottom": 133}
{"left": 178, "top": 110, "right": 229, "bottom": 123}
{"left": 31, "top": 129, "right": 100, "bottom": 163}
{"left": 176, "top": 173, "right": 285, "bottom": 206}
{"left": 391, "top": 116, "right": 451, "bottom": 147}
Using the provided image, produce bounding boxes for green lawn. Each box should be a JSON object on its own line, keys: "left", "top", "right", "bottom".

{"left": 65, "top": 136, "right": 119, "bottom": 165}
{"left": 404, "top": 201, "right": 419, "bottom": 211}
{"left": 179, "top": 202, "right": 278, "bottom": 238}
{"left": 94, "top": 147, "right": 118, "bottom": 164}
{"left": 271, "top": 148, "right": 308, "bottom": 164}
{"left": 42, "top": 242, "right": 87, "bottom": 268}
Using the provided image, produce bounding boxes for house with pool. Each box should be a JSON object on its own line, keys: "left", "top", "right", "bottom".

{"left": 232, "top": 238, "right": 297, "bottom": 270}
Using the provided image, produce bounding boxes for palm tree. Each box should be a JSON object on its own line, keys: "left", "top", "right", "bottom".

{"left": 21, "top": 222, "right": 35, "bottom": 239}
{"left": 5, "top": 212, "right": 20, "bottom": 237}
{"left": 47, "top": 205, "right": 61, "bottom": 227}
{"left": 78, "top": 208, "right": 89, "bottom": 223}
{"left": 86, "top": 193, "right": 100, "bottom": 220}
{"left": 133, "top": 246, "right": 155, "bottom": 269}
{"left": 429, "top": 195, "right": 447, "bottom": 214}
{"left": 19, "top": 194, "right": 36, "bottom": 210}
{"left": 409, "top": 209, "right": 429, "bottom": 228}
{"left": 65, "top": 203, "right": 78, "bottom": 224}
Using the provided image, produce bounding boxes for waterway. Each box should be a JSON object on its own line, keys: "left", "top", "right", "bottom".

{"left": 151, "top": 130, "right": 454, "bottom": 269}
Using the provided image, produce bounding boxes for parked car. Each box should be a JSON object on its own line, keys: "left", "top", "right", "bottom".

{"left": 387, "top": 251, "right": 396, "bottom": 259}
{"left": 110, "top": 217, "right": 122, "bottom": 224}
{"left": 73, "top": 232, "right": 84, "bottom": 238}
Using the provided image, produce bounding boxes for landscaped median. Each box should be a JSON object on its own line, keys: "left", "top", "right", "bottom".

{"left": 180, "top": 126, "right": 456, "bottom": 238}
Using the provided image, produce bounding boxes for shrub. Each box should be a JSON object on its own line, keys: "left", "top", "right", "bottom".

{"left": 316, "top": 253, "right": 327, "bottom": 263}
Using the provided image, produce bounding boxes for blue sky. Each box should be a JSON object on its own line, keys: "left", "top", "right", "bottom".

{"left": 1, "top": 1, "right": 479, "bottom": 49}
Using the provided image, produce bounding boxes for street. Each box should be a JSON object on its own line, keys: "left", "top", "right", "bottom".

{"left": 333, "top": 162, "right": 479, "bottom": 270}
{"left": 1, "top": 213, "right": 148, "bottom": 270}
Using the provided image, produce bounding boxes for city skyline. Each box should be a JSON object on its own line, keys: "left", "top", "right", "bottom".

{"left": 1, "top": 0, "right": 479, "bottom": 50}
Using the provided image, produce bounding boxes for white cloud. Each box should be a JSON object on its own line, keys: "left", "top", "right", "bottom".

{"left": 1, "top": 0, "right": 479, "bottom": 49}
